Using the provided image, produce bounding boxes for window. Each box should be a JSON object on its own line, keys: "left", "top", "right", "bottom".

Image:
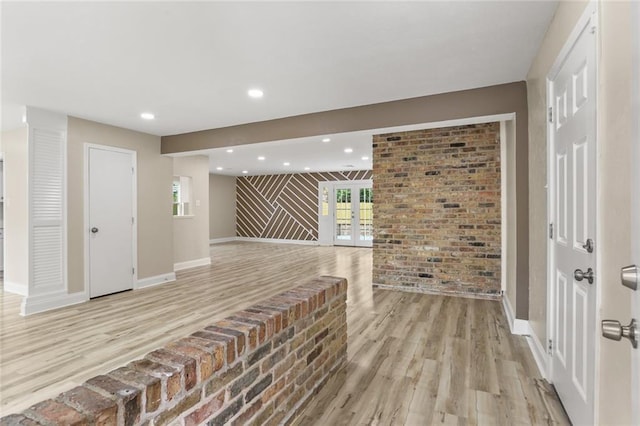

{"left": 172, "top": 176, "right": 193, "bottom": 216}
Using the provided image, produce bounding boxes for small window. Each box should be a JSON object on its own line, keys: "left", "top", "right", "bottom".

{"left": 173, "top": 176, "right": 193, "bottom": 216}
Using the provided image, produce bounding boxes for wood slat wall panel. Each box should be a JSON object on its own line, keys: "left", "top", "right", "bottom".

{"left": 236, "top": 170, "right": 372, "bottom": 241}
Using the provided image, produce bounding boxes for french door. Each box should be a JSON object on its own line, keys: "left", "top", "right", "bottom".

{"left": 334, "top": 183, "right": 372, "bottom": 247}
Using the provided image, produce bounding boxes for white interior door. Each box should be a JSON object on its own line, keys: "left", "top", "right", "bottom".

{"left": 88, "top": 146, "right": 135, "bottom": 298}
{"left": 333, "top": 183, "right": 372, "bottom": 248}
{"left": 549, "top": 13, "right": 596, "bottom": 426}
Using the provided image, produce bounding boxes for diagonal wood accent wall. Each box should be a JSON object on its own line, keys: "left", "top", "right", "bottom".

{"left": 236, "top": 170, "right": 372, "bottom": 241}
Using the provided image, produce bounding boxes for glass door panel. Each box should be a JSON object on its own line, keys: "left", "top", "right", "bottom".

{"left": 359, "top": 187, "right": 373, "bottom": 245}
{"left": 334, "top": 188, "right": 353, "bottom": 245}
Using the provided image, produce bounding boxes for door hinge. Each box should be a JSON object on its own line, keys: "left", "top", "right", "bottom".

{"left": 132, "top": 217, "right": 135, "bottom": 225}
{"left": 132, "top": 167, "right": 135, "bottom": 174}
{"left": 549, "top": 223, "right": 554, "bottom": 239}
{"left": 132, "top": 267, "right": 135, "bottom": 275}
{"left": 548, "top": 339, "right": 553, "bottom": 354}
{"left": 548, "top": 107, "right": 553, "bottom": 123}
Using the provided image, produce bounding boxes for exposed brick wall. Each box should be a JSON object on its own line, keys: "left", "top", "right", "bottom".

{"left": 372, "top": 123, "right": 501, "bottom": 298}
{"left": 236, "top": 170, "right": 371, "bottom": 241}
{"left": 1, "top": 277, "right": 348, "bottom": 426}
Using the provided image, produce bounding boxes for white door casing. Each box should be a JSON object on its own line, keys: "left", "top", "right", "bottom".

{"left": 547, "top": 7, "right": 597, "bottom": 426}
{"left": 86, "top": 145, "right": 136, "bottom": 298}
{"left": 333, "top": 182, "right": 372, "bottom": 248}
{"left": 631, "top": 1, "right": 640, "bottom": 422}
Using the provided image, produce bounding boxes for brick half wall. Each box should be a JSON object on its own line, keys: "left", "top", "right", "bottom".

{"left": 1, "top": 277, "right": 348, "bottom": 426}
{"left": 373, "top": 123, "right": 502, "bottom": 298}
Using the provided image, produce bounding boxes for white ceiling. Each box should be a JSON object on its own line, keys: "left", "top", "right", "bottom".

{"left": 1, "top": 1, "right": 557, "bottom": 174}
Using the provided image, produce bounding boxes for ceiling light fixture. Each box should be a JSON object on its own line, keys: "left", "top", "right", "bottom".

{"left": 258, "top": 156, "right": 265, "bottom": 161}
{"left": 248, "top": 88, "right": 264, "bottom": 98}
{"left": 216, "top": 167, "right": 223, "bottom": 171}
{"left": 322, "top": 138, "right": 331, "bottom": 143}
{"left": 242, "top": 170, "right": 248, "bottom": 174}
{"left": 140, "top": 112, "right": 155, "bottom": 120}
{"left": 304, "top": 167, "right": 310, "bottom": 171}
{"left": 362, "top": 156, "right": 370, "bottom": 160}
{"left": 283, "top": 162, "right": 290, "bottom": 166}
{"left": 344, "top": 148, "right": 353, "bottom": 153}
{"left": 226, "top": 149, "right": 233, "bottom": 153}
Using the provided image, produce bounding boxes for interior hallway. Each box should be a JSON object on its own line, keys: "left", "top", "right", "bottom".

{"left": 0, "top": 242, "right": 568, "bottom": 423}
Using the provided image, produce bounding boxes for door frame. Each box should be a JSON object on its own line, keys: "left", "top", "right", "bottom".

{"left": 83, "top": 143, "right": 138, "bottom": 296}
{"left": 545, "top": 0, "right": 599, "bottom": 412}
{"left": 632, "top": 1, "right": 640, "bottom": 422}
{"left": 317, "top": 179, "right": 372, "bottom": 247}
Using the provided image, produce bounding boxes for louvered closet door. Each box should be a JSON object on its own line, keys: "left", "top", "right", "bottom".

{"left": 88, "top": 147, "right": 134, "bottom": 298}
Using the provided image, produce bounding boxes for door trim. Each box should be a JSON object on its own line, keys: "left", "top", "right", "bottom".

{"left": 631, "top": 1, "right": 640, "bottom": 422}
{"left": 83, "top": 144, "right": 138, "bottom": 297}
{"left": 545, "top": 0, "right": 599, "bottom": 411}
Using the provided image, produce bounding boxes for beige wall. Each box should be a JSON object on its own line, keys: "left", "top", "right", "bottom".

{"left": 173, "top": 156, "right": 210, "bottom": 264}
{"left": 526, "top": 0, "right": 589, "bottom": 351}
{"left": 67, "top": 117, "right": 174, "bottom": 292}
{"left": 2, "top": 128, "right": 29, "bottom": 292}
{"left": 209, "top": 174, "right": 236, "bottom": 239}
{"left": 527, "top": 1, "right": 634, "bottom": 423}
{"left": 597, "top": 2, "right": 633, "bottom": 423}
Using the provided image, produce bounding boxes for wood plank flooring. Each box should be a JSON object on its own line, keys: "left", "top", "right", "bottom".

{"left": 0, "top": 242, "right": 569, "bottom": 425}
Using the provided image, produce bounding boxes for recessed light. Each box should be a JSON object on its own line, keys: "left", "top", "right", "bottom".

{"left": 216, "top": 167, "right": 223, "bottom": 171}
{"left": 140, "top": 112, "right": 155, "bottom": 120}
{"left": 283, "top": 162, "right": 290, "bottom": 166}
{"left": 248, "top": 88, "right": 264, "bottom": 98}
{"left": 304, "top": 167, "right": 310, "bottom": 171}
{"left": 258, "top": 156, "right": 265, "bottom": 161}
{"left": 322, "top": 138, "right": 331, "bottom": 143}
{"left": 344, "top": 148, "right": 353, "bottom": 153}
{"left": 226, "top": 149, "right": 233, "bottom": 153}
{"left": 242, "top": 170, "right": 248, "bottom": 174}
{"left": 361, "top": 156, "right": 369, "bottom": 160}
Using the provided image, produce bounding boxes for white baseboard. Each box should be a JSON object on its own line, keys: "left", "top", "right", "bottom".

{"left": 3, "top": 281, "right": 28, "bottom": 296}
{"left": 236, "top": 237, "right": 319, "bottom": 246}
{"left": 174, "top": 257, "right": 211, "bottom": 271}
{"left": 209, "top": 237, "right": 238, "bottom": 245}
{"left": 502, "top": 295, "right": 530, "bottom": 335}
{"left": 136, "top": 272, "right": 176, "bottom": 289}
{"left": 526, "top": 333, "right": 550, "bottom": 380}
{"left": 21, "top": 290, "right": 88, "bottom": 316}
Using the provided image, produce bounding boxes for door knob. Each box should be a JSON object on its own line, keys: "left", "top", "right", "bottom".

{"left": 602, "top": 319, "right": 638, "bottom": 348}
{"left": 621, "top": 264, "right": 638, "bottom": 291}
{"left": 91, "top": 227, "right": 99, "bottom": 234}
{"left": 582, "top": 238, "right": 594, "bottom": 253}
{"left": 574, "top": 267, "right": 594, "bottom": 284}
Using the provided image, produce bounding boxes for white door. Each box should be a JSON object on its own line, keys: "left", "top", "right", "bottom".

{"left": 549, "top": 13, "right": 597, "bottom": 426}
{"left": 88, "top": 146, "right": 135, "bottom": 298}
{"left": 333, "top": 184, "right": 372, "bottom": 248}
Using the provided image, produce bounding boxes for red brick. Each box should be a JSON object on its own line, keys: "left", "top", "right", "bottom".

{"left": 25, "top": 399, "right": 88, "bottom": 426}
{"left": 165, "top": 341, "right": 216, "bottom": 381}
{"left": 85, "top": 375, "right": 141, "bottom": 426}
{"left": 56, "top": 385, "right": 118, "bottom": 424}
{"left": 146, "top": 348, "right": 197, "bottom": 391}
{"left": 184, "top": 390, "right": 224, "bottom": 426}
{"left": 108, "top": 367, "right": 162, "bottom": 413}
{"left": 191, "top": 330, "right": 236, "bottom": 364}
{"left": 128, "top": 359, "right": 181, "bottom": 401}
{"left": 227, "top": 314, "right": 267, "bottom": 344}
{"left": 209, "top": 320, "right": 256, "bottom": 351}
{"left": 0, "top": 414, "right": 42, "bottom": 425}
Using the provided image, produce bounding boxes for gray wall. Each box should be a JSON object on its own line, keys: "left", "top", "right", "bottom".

{"left": 209, "top": 174, "right": 236, "bottom": 240}
{"left": 172, "top": 156, "right": 210, "bottom": 265}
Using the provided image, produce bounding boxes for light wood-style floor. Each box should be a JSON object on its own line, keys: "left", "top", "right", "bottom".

{"left": 0, "top": 242, "right": 569, "bottom": 424}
